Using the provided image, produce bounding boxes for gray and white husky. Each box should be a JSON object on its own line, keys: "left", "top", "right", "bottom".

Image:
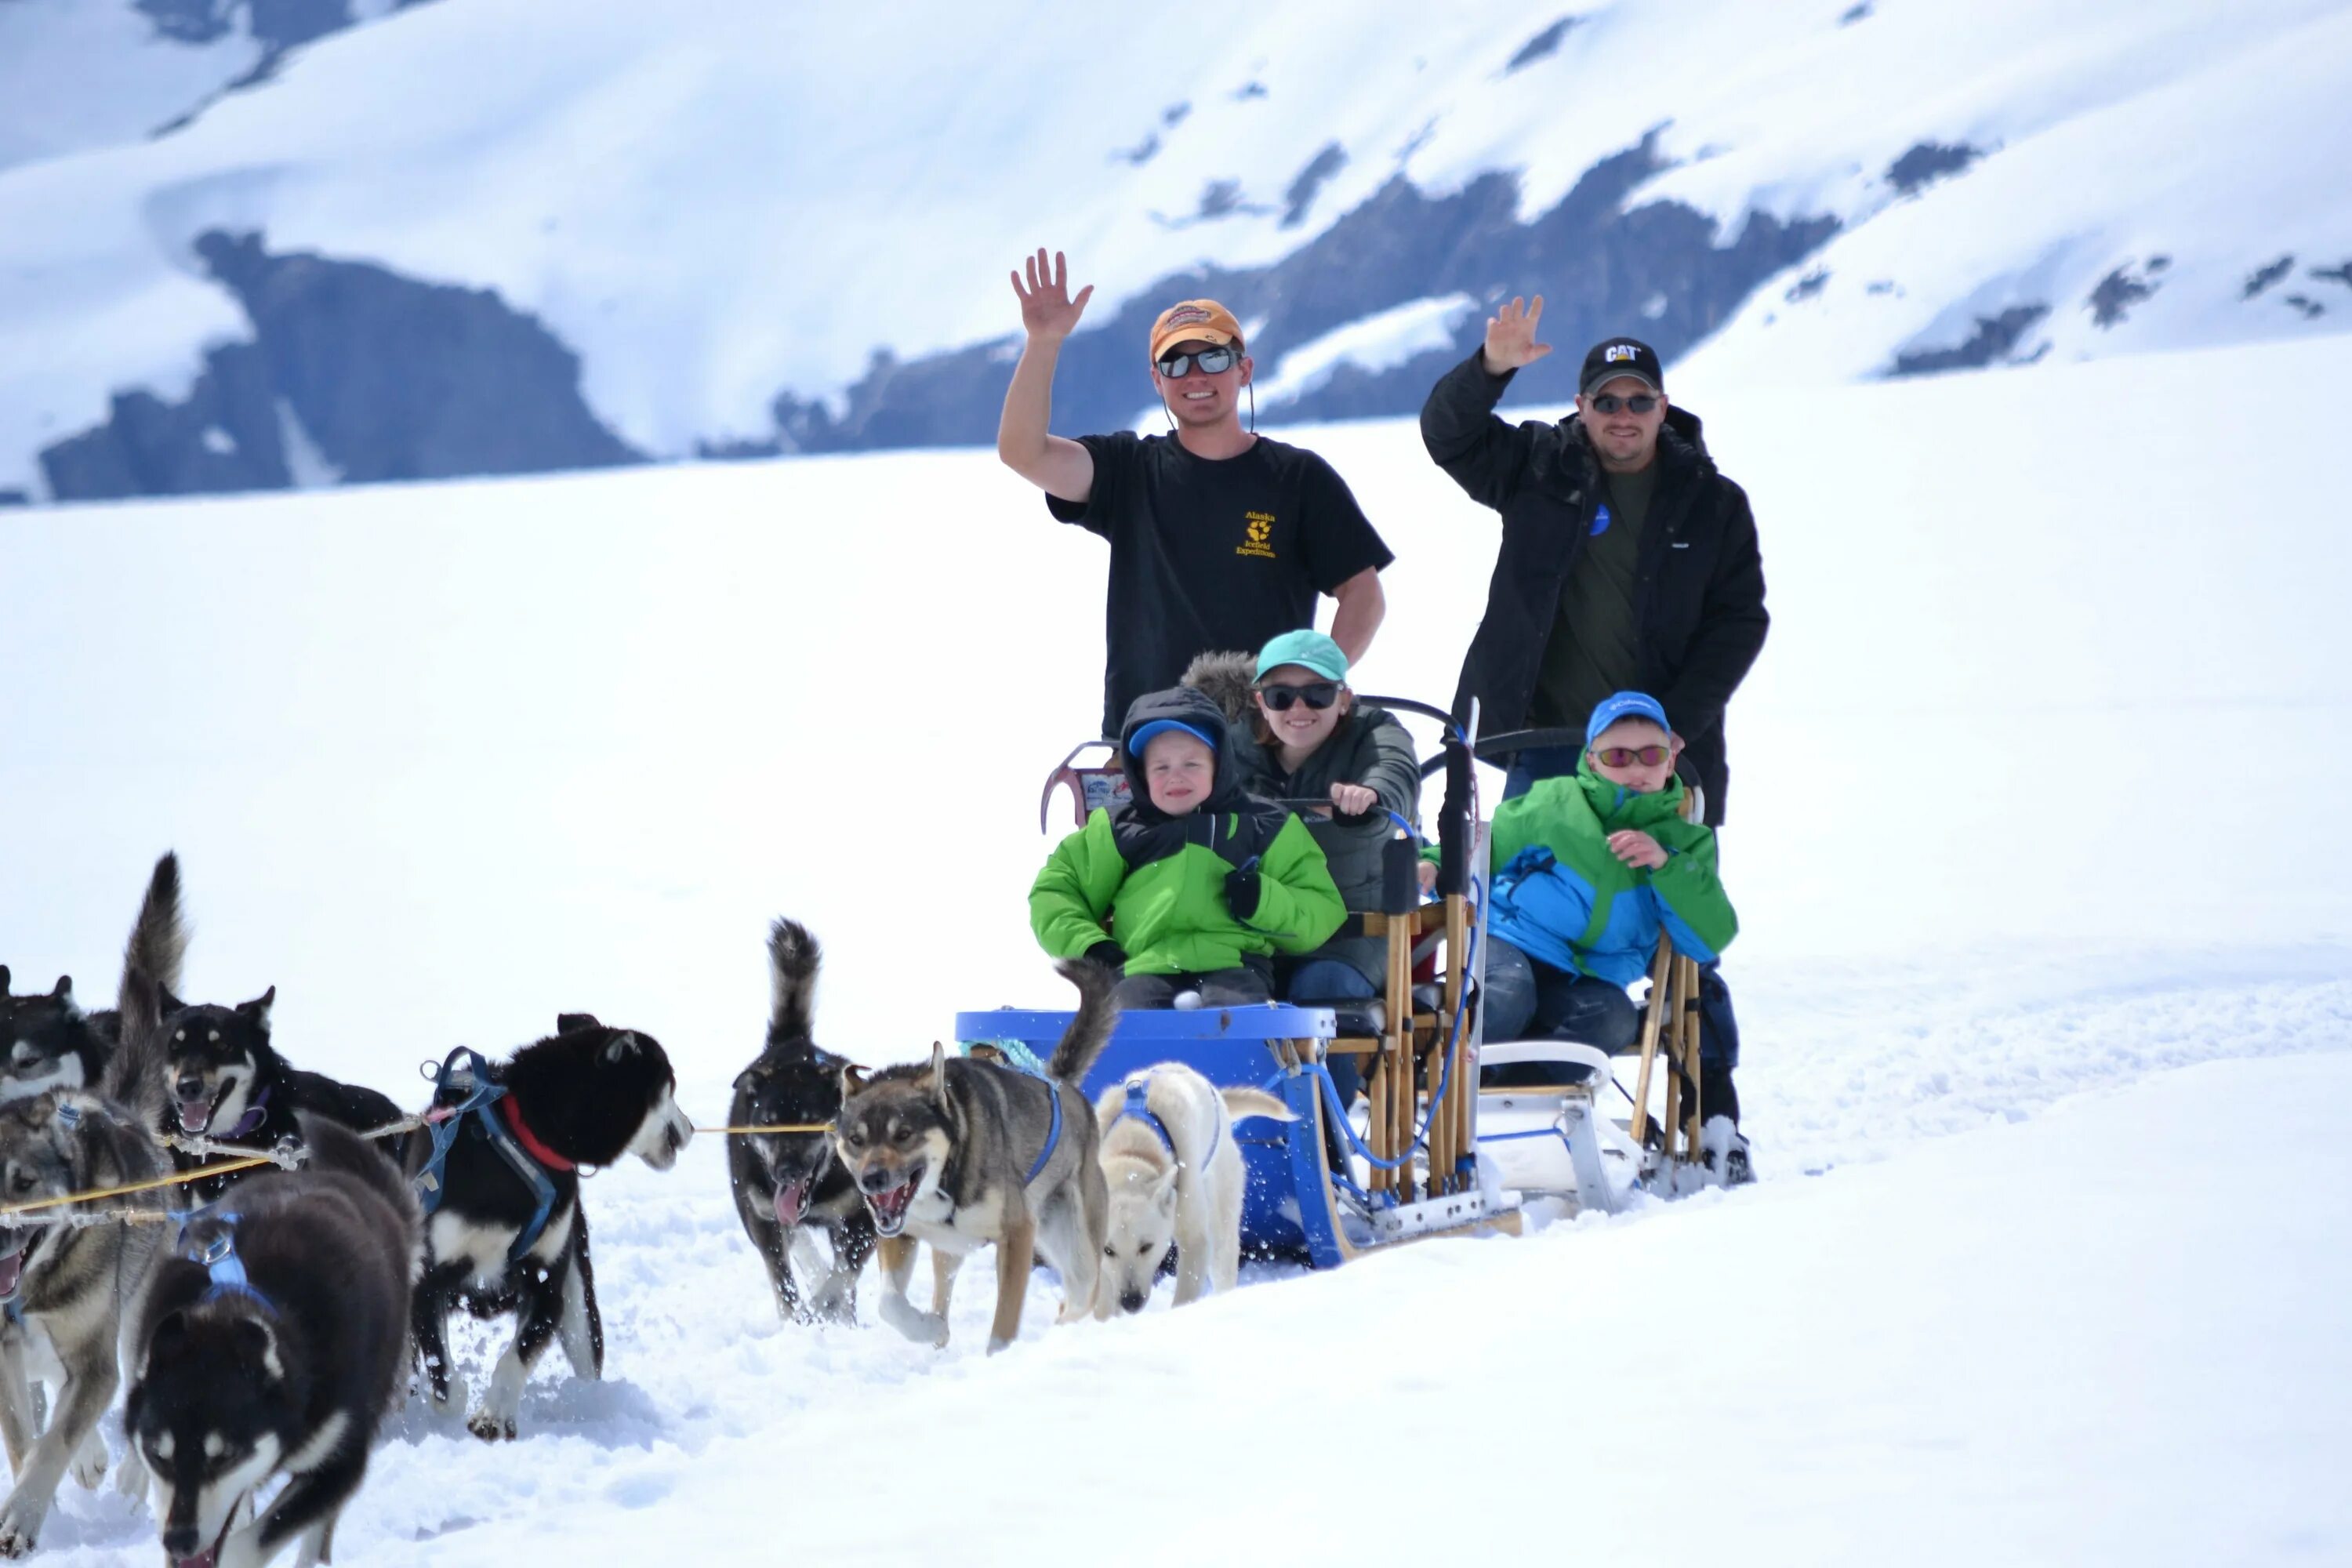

{"left": 0, "top": 855, "right": 186, "bottom": 1555}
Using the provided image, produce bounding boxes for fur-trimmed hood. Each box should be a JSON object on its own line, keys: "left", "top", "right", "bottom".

{"left": 1179, "top": 649, "right": 1259, "bottom": 729}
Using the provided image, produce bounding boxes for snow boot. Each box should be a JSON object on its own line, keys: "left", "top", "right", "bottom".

{"left": 1701, "top": 1114, "right": 1754, "bottom": 1187}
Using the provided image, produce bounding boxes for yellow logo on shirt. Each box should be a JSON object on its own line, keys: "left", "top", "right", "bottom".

{"left": 1237, "top": 512, "right": 1277, "bottom": 560}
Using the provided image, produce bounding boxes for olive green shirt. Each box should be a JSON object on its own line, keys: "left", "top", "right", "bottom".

{"left": 1532, "top": 459, "right": 1657, "bottom": 731}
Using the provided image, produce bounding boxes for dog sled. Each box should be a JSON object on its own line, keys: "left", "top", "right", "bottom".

{"left": 999, "top": 699, "right": 1730, "bottom": 1268}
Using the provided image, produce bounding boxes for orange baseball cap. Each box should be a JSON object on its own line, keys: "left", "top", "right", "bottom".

{"left": 1149, "top": 299, "right": 1244, "bottom": 362}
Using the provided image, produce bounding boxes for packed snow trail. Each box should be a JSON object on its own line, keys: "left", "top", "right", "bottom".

{"left": 2, "top": 338, "right": 2349, "bottom": 1565}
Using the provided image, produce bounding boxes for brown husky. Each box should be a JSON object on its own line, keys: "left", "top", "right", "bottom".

{"left": 833, "top": 960, "right": 1114, "bottom": 1352}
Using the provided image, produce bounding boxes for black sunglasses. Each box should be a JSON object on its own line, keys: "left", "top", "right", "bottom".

{"left": 1588, "top": 392, "right": 1659, "bottom": 415}
{"left": 1257, "top": 681, "right": 1340, "bottom": 712}
{"left": 1156, "top": 345, "right": 1238, "bottom": 379}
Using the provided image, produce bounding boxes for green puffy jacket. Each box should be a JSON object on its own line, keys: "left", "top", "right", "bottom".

{"left": 1030, "top": 686, "right": 1347, "bottom": 976}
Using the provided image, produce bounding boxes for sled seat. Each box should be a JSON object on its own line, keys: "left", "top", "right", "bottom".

{"left": 1477, "top": 1038, "right": 1614, "bottom": 1091}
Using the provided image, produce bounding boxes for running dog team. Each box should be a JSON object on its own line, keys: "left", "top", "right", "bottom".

{"left": 0, "top": 250, "right": 1766, "bottom": 1564}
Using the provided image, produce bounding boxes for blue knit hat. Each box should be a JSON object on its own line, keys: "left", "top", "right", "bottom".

{"left": 1129, "top": 720, "right": 1220, "bottom": 759}
{"left": 1584, "top": 691, "right": 1671, "bottom": 748}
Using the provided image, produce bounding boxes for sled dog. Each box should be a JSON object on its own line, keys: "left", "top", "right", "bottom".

{"left": 727, "top": 920, "right": 874, "bottom": 1325}
{"left": 0, "top": 852, "right": 187, "bottom": 1105}
{"left": 124, "top": 1116, "right": 419, "bottom": 1568}
{"left": 1093, "top": 1062, "right": 1294, "bottom": 1316}
{"left": 834, "top": 960, "right": 1114, "bottom": 1352}
{"left": 404, "top": 1014, "right": 693, "bottom": 1441}
{"left": 0, "top": 857, "right": 188, "bottom": 1553}
{"left": 154, "top": 982, "right": 406, "bottom": 1199}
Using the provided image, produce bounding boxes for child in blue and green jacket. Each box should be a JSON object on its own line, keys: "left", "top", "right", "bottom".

{"left": 1481, "top": 691, "right": 1737, "bottom": 1074}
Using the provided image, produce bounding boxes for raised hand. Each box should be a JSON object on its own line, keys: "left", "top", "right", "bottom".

{"left": 1482, "top": 294, "right": 1552, "bottom": 376}
{"left": 1011, "top": 248, "right": 1094, "bottom": 343}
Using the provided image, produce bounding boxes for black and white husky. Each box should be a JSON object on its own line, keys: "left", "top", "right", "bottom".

{"left": 124, "top": 1115, "right": 419, "bottom": 1568}
{"left": 405, "top": 1015, "right": 693, "bottom": 1442}
{"left": 153, "top": 984, "right": 407, "bottom": 1198}
{"left": 727, "top": 920, "right": 874, "bottom": 1324}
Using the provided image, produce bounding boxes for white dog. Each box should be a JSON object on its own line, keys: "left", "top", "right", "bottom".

{"left": 1092, "top": 1064, "right": 1294, "bottom": 1316}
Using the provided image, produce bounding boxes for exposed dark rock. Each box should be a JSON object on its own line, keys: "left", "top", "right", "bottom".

{"left": 2310, "top": 260, "right": 2352, "bottom": 289}
{"left": 0, "top": 490, "right": 30, "bottom": 509}
{"left": 1505, "top": 16, "right": 1577, "bottom": 73}
{"left": 1233, "top": 81, "right": 1269, "bottom": 101}
{"left": 1840, "top": 2, "right": 1874, "bottom": 22}
{"left": 39, "top": 230, "right": 639, "bottom": 502}
{"left": 2088, "top": 262, "right": 2160, "bottom": 328}
{"left": 2281, "top": 294, "right": 2327, "bottom": 319}
{"left": 1887, "top": 142, "right": 1980, "bottom": 196}
{"left": 146, "top": 0, "right": 443, "bottom": 136}
{"left": 1889, "top": 304, "right": 2049, "bottom": 376}
{"left": 1197, "top": 180, "right": 1246, "bottom": 220}
{"left": 2244, "top": 256, "right": 2295, "bottom": 298}
{"left": 750, "top": 133, "right": 1838, "bottom": 450}
{"left": 1786, "top": 268, "right": 1830, "bottom": 302}
{"left": 1162, "top": 102, "right": 1192, "bottom": 127}
{"left": 1283, "top": 143, "right": 1347, "bottom": 229}
{"left": 1114, "top": 132, "right": 1161, "bottom": 167}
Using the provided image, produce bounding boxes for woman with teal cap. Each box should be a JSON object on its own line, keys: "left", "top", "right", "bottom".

{"left": 1182, "top": 630, "right": 1421, "bottom": 1102}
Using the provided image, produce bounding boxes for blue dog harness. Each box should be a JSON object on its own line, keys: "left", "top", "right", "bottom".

{"left": 962, "top": 1040, "right": 1065, "bottom": 1185}
{"left": 412, "top": 1047, "right": 561, "bottom": 1262}
{"left": 1112, "top": 1074, "right": 1219, "bottom": 1169}
{"left": 181, "top": 1213, "right": 273, "bottom": 1309}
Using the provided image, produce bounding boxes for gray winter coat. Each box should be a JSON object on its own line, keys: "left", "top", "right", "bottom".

{"left": 1183, "top": 652, "right": 1421, "bottom": 985}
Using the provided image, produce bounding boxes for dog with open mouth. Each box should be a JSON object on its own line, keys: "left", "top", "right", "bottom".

{"left": 405, "top": 1014, "right": 695, "bottom": 1442}
{"left": 726, "top": 920, "right": 875, "bottom": 1325}
{"left": 123, "top": 1113, "right": 418, "bottom": 1568}
{"left": 833, "top": 958, "right": 1115, "bottom": 1353}
{"left": 151, "top": 983, "right": 408, "bottom": 1203}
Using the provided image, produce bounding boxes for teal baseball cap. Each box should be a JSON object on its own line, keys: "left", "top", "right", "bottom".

{"left": 1254, "top": 629, "right": 1348, "bottom": 684}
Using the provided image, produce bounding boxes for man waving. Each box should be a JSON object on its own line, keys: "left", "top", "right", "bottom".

{"left": 996, "top": 249, "right": 1392, "bottom": 739}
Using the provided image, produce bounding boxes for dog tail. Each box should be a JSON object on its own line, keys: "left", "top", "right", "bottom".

{"left": 766, "top": 918, "right": 822, "bottom": 1042}
{"left": 1219, "top": 1087, "right": 1299, "bottom": 1124}
{"left": 1047, "top": 957, "right": 1119, "bottom": 1084}
{"left": 101, "top": 853, "right": 187, "bottom": 1123}
{"left": 118, "top": 851, "right": 187, "bottom": 1025}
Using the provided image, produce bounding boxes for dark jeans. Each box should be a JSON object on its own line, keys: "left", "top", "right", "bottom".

{"left": 1113, "top": 965, "right": 1272, "bottom": 1011}
{"left": 1501, "top": 743, "right": 1588, "bottom": 802}
{"left": 1480, "top": 939, "right": 1641, "bottom": 1049}
{"left": 1285, "top": 955, "right": 1374, "bottom": 1108}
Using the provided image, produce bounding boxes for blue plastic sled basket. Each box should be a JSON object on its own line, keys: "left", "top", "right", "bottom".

{"left": 955, "top": 1004, "right": 1353, "bottom": 1269}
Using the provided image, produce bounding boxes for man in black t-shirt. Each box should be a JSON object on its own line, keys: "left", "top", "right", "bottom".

{"left": 996, "top": 249, "right": 1394, "bottom": 738}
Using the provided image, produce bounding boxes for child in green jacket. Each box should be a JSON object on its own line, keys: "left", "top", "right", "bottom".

{"left": 1031, "top": 686, "right": 1346, "bottom": 1009}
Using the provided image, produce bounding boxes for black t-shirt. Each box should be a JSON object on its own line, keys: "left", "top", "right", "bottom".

{"left": 1047, "top": 431, "right": 1393, "bottom": 739}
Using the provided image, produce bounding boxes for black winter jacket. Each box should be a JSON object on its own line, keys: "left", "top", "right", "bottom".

{"left": 1419, "top": 350, "right": 1768, "bottom": 825}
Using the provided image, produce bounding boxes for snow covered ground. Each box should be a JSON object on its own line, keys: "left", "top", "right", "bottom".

{"left": 2, "top": 334, "right": 2349, "bottom": 1563}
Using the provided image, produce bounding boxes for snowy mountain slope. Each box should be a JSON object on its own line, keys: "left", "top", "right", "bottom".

{"left": 0, "top": 0, "right": 423, "bottom": 177}
{"left": 1, "top": 325, "right": 2348, "bottom": 1564}
{"left": 2, "top": 0, "right": 2349, "bottom": 502}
